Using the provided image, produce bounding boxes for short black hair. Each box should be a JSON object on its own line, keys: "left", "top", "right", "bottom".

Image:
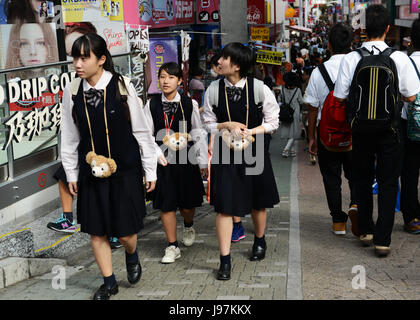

{"left": 158, "top": 62, "right": 182, "bottom": 79}
{"left": 222, "top": 42, "right": 254, "bottom": 77}
{"left": 365, "top": 5, "right": 390, "bottom": 39}
{"left": 328, "top": 23, "right": 352, "bottom": 54}
{"left": 411, "top": 18, "right": 420, "bottom": 50}
{"left": 210, "top": 52, "right": 221, "bottom": 67}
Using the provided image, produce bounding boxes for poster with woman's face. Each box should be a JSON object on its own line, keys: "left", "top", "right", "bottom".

{"left": 0, "top": 0, "right": 55, "bottom": 24}
{"left": 0, "top": 22, "right": 59, "bottom": 78}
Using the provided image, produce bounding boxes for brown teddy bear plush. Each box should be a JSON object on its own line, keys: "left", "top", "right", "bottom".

{"left": 163, "top": 132, "right": 191, "bottom": 151}
{"left": 222, "top": 130, "right": 255, "bottom": 151}
{"left": 85, "top": 151, "right": 117, "bottom": 178}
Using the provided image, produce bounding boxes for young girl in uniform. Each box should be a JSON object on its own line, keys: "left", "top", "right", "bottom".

{"left": 144, "top": 62, "right": 208, "bottom": 264}
{"left": 202, "top": 42, "right": 280, "bottom": 280}
{"left": 61, "top": 33, "right": 157, "bottom": 300}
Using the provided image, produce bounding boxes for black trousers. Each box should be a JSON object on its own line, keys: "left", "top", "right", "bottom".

{"left": 352, "top": 129, "right": 403, "bottom": 247}
{"left": 317, "top": 130, "right": 357, "bottom": 223}
{"left": 400, "top": 119, "right": 420, "bottom": 225}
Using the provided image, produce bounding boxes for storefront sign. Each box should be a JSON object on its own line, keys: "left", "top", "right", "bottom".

{"left": 176, "top": 0, "right": 194, "bottom": 24}
{"left": 411, "top": 0, "right": 419, "bottom": 13}
{"left": 62, "top": 0, "right": 124, "bottom": 22}
{"left": 247, "top": 0, "right": 265, "bottom": 25}
{"left": 2, "top": 71, "right": 76, "bottom": 150}
{"left": 250, "top": 27, "right": 269, "bottom": 41}
{"left": 256, "top": 49, "right": 283, "bottom": 65}
{"left": 148, "top": 38, "right": 178, "bottom": 94}
{"left": 196, "top": 0, "right": 219, "bottom": 23}
{"left": 127, "top": 26, "right": 149, "bottom": 99}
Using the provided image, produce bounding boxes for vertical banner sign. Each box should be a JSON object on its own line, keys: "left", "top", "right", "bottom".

{"left": 148, "top": 38, "right": 178, "bottom": 94}
{"left": 196, "top": 0, "right": 220, "bottom": 23}
{"left": 127, "top": 26, "right": 149, "bottom": 102}
{"left": 411, "top": 0, "right": 419, "bottom": 13}
{"left": 247, "top": 0, "right": 265, "bottom": 25}
{"left": 180, "top": 30, "right": 191, "bottom": 94}
{"left": 176, "top": 0, "right": 195, "bottom": 24}
{"left": 124, "top": 0, "right": 140, "bottom": 25}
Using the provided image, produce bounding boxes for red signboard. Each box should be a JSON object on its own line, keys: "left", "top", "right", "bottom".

{"left": 196, "top": 0, "right": 220, "bottom": 23}
{"left": 9, "top": 92, "right": 63, "bottom": 112}
{"left": 176, "top": 0, "right": 195, "bottom": 24}
{"left": 247, "top": 0, "right": 265, "bottom": 25}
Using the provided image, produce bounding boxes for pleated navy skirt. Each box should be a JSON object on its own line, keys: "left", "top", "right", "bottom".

{"left": 210, "top": 149, "right": 279, "bottom": 217}
{"left": 76, "top": 168, "right": 146, "bottom": 237}
{"left": 151, "top": 162, "right": 205, "bottom": 212}
{"left": 53, "top": 164, "right": 67, "bottom": 184}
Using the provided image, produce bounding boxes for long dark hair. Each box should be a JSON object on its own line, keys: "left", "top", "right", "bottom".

{"left": 71, "top": 33, "right": 128, "bottom": 92}
{"left": 71, "top": 33, "right": 130, "bottom": 122}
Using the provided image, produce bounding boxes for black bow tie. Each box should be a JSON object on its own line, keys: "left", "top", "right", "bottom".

{"left": 162, "top": 101, "right": 179, "bottom": 115}
{"left": 84, "top": 88, "right": 104, "bottom": 108}
{"left": 226, "top": 86, "right": 242, "bottom": 102}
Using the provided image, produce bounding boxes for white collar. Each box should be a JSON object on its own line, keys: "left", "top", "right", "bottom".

{"left": 328, "top": 54, "right": 346, "bottom": 61}
{"left": 411, "top": 51, "right": 420, "bottom": 57}
{"left": 162, "top": 92, "right": 180, "bottom": 103}
{"left": 83, "top": 70, "right": 113, "bottom": 91}
{"left": 224, "top": 77, "right": 247, "bottom": 88}
{"left": 361, "top": 41, "right": 388, "bottom": 50}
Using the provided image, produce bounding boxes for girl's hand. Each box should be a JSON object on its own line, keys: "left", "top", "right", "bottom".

{"left": 200, "top": 168, "right": 209, "bottom": 180}
{"left": 145, "top": 181, "right": 156, "bottom": 192}
{"left": 68, "top": 182, "right": 78, "bottom": 196}
{"left": 158, "top": 154, "right": 168, "bottom": 166}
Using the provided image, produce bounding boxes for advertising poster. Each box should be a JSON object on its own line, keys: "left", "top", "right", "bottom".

{"left": 62, "top": 0, "right": 124, "bottom": 23}
{"left": 0, "top": 0, "right": 56, "bottom": 24}
{"left": 196, "top": 0, "right": 219, "bottom": 24}
{"left": 0, "top": 22, "right": 59, "bottom": 76}
{"left": 64, "top": 21, "right": 128, "bottom": 61}
{"left": 139, "top": 0, "right": 177, "bottom": 28}
{"left": 176, "top": 0, "right": 195, "bottom": 24}
{"left": 148, "top": 38, "right": 178, "bottom": 94}
{"left": 411, "top": 0, "right": 419, "bottom": 13}
{"left": 247, "top": 0, "right": 265, "bottom": 25}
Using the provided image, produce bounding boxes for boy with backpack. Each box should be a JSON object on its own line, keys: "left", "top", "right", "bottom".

{"left": 305, "top": 23, "right": 358, "bottom": 236}
{"left": 400, "top": 18, "right": 420, "bottom": 234}
{"left": 334, "top": 5, "right": 420, "bottom": 257}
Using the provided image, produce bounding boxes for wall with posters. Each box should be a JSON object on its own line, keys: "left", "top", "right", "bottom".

{"left": 148, "top": 38, "right": 178, "bottom": 94}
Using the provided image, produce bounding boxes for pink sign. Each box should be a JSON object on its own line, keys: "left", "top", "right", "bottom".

{"left": 124, "top": 0, "right": 140, "bottom": 26}
{"left": 196, "top": 0, "right": 220, "bottom": 23}
{"left": 139, "top": 0, "right": 177, "bottom": 28}
{"left": 411, "top": 0, "right": 419, "bottom": 13}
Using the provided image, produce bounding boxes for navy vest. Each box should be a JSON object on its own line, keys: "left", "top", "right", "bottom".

{"left": 72, "top": 75, "right": 142, "bottom": 176}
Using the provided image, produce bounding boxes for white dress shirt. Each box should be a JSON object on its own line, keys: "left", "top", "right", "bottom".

{"left": 334, "top": 41, "right": 420, "bottom": 100}
{"left": 60, "top": 70, "right": 157, "bottom": 183}
{"left": 201, "top": 77, "right": 280, "bottom": 134}
{"left": 143, "top": 92, "right": 208, "bottom": 169}
{"left": 304, "top": 54, "right": 346, "bottom": 121}
{"left": 402, "top": 51, "right": 420, "bottom": 120}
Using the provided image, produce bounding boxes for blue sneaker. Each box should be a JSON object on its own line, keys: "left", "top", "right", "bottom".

{"left": 232, "top": 224, "right": 245, "bottom": 242}
{"left": 47, "top": 214, "right": 76, "bottom": 233}
{"left": 109, "top": 237, "right": 123, "bottom": 249}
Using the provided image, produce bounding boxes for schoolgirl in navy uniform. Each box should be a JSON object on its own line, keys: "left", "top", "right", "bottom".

{"left": 61, "top": 33, "right": 157, "bottom": 300}
{"left": 144, "top": 62, "right": 208, "bottom": 264}
{"left": 202, "top": 43, "right": 280, "bottom": 280}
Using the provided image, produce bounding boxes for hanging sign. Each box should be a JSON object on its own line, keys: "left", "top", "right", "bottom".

{"left": 250, "top": 27, "right": 270, "bottom": 41}
{"left": 256, "top": 50, "right": 283, "bottom": 65}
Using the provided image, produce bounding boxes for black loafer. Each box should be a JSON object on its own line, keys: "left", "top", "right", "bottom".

{"left": 127, "top": 261, "right": 142, "bottom": 285}
{"left": 217, "top": 262, "right": 231, "bottom": 280}
{"left": 250, "top": 244, "right": 266, "bottom": 261}
{"left": 93, "top": 283, "right": 118, "bottom": 300}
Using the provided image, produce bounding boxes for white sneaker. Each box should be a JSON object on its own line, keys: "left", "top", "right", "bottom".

{"left": 161, "top": 245, "right": 181, "bottom": 264}
{"left": 182, "top": 226, "right": 196, "bottom": 247}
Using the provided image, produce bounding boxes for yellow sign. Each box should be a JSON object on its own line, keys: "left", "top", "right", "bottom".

{"left": 251, "top": 27, "right": 270, "bottom": 41}
{"left": 256, "top": 50, "right": 283, "bottom": 65}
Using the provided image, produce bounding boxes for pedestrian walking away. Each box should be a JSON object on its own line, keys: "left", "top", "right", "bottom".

{"left": 304, "top": 23, "right": 359, "bottom": 237}
{"left": 334, "top": 5, "right": 420, "bottom": 257}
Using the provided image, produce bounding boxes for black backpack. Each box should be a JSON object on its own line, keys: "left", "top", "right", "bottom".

{"left": 279, "top": 88, "right": 297, "bottom": 124}
{"left": 347, "top": 47, "right": 401, "bottom": 134}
